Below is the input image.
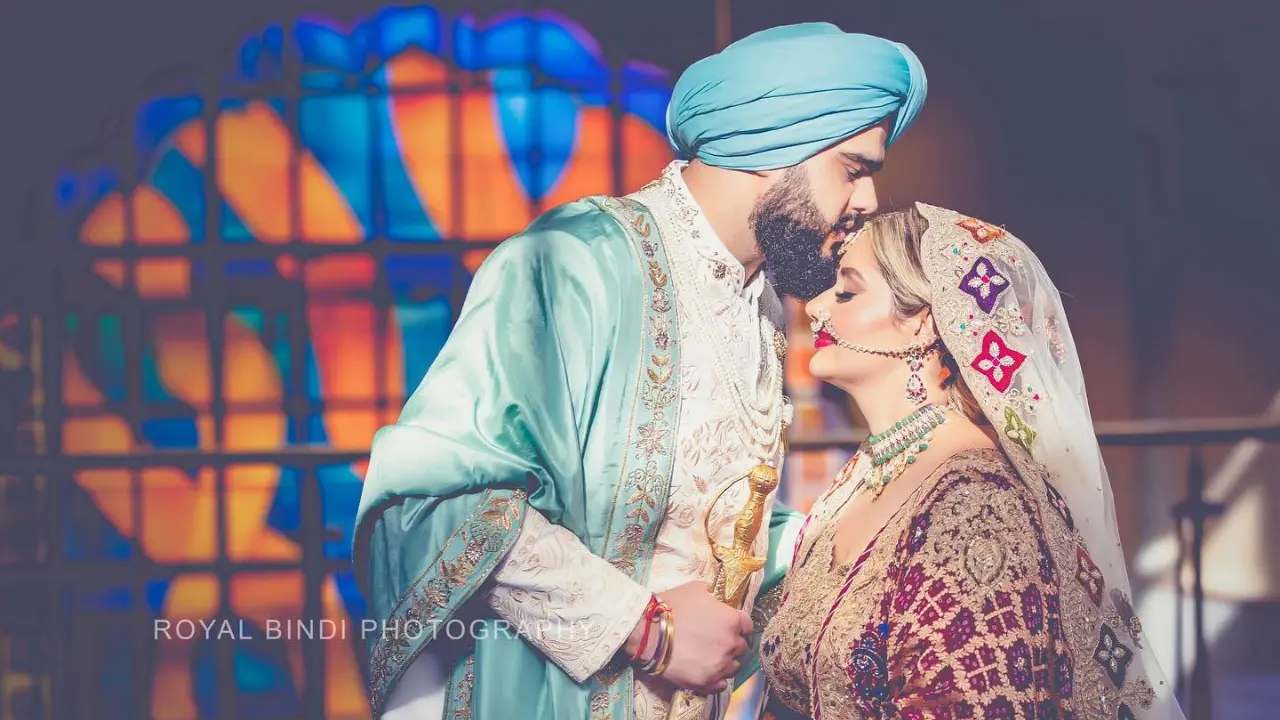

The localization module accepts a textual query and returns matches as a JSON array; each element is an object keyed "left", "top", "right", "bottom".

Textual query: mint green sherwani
[{"left": 353, "top": 190, "right": 802, "bottom": 720}]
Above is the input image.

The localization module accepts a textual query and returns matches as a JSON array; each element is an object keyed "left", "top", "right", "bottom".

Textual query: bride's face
[{"left": 804, "top": 231, "right": 922, "bottom": 386}]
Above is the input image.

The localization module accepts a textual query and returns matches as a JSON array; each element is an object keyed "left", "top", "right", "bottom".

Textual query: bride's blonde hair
[{"left": 857, "top": 207, "right": 987, "bottom": 424}]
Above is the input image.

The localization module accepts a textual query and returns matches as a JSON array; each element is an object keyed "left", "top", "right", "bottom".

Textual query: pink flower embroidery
[{"left": 969, "top": 331, "right": 1026, "bottom": 393}]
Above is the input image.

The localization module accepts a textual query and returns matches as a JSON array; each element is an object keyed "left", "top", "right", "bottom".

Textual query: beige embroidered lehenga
[{"left": 759, "top": 448, "right": 1150, "bottom": 719}]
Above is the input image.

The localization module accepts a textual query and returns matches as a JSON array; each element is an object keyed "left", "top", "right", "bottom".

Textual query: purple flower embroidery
[{"left": 960, "top": 256, "right": 1009, "bottom": 314}]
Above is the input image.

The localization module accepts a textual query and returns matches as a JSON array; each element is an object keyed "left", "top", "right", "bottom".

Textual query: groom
[{"left": 353, "top": 22, "right": 927, "bottom": 720}]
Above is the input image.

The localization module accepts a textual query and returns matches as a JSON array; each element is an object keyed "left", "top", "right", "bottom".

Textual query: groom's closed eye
[{"left": 840, "top": 151, "right": 883, "bottom": 176}]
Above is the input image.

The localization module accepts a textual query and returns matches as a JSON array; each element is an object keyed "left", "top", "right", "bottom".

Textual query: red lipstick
[{"left": 814, "top": 330, "right": 836, "bottom": 348}]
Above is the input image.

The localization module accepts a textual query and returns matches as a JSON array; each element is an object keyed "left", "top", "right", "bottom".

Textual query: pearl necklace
[
  {"left": 643, "top": 176, "right": 788, "bottom": 460},
  {"left": 677, "top": 251, "right": 786, "bottom": 458}
]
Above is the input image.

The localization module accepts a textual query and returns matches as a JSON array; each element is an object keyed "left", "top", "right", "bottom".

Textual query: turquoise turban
[{"left": 666, "top": 23, "right": 927, "bottom": 171}]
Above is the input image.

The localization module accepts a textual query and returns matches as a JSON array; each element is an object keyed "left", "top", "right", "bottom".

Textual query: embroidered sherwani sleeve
[
  {"left": 354, "top": 202, "right": 646, "bottom": 716},
  {"left": 876, "top": 469, "right": 1066, "bottom": 719},
  {"left": 486, "top": 508, "right": 652, "bottom": 683}
]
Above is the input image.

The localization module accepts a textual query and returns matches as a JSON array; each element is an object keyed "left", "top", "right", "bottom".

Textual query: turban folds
[{"left": 666, "top": 23, "right": 927, "bottom": 171}]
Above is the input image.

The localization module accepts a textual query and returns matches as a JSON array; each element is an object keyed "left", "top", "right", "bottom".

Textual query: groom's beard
[{"left": 749, "top": 169, "right": 846, "bottom": 301}]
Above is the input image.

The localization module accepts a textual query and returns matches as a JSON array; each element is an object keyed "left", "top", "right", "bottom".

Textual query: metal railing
[
  {"left": 1, "top": 415, "right": 1275, "bottom": 720},
  {"left": 786, "top": 415, "right": 1280, "bottom": 449}
]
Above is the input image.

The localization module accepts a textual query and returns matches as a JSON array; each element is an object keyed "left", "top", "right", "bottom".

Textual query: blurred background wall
[{"left": 0, "top": 0, "right": 1276, "bottom": 718}]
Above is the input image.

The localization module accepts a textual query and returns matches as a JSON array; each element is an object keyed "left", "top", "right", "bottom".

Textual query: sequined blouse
[{"left": 759, "top": 448, "right": 1080, "bottom": 720}]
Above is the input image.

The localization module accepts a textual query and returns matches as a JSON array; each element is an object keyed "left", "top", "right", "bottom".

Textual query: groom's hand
[{"left": 645, "top": 581, "right": 752, "bottom": 693}]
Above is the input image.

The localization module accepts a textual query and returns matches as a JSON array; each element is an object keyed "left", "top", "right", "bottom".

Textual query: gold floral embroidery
[
  {"left": 592, "top": 195, "right": 682, "bottom": 610},
  {"left": 449, "top": 655, "right": 475, "bottom": 720},
  {"left": 626, "top": 461, "right": 663, "bottom": 512},
  {"left": 595, "top": 167, "right": 788, "bottom": 718},
  {"left": 761, "top": 450, "right": 1160, "bottom": 720},
  {"left": 368, "top": 490, "right": 525, "bottom": 715},
  {"left": 648, "top": 259, "right": 669, "bottom": 288},
  {"left": 963, "top": 531, "right": 1008, "bottom": 585},
  {"left": 642, "top": 379, "right": 677, "bottom": 410},
  {"left": 646, "top": 363, "right": 673, "bottom": 385},
  {"left": 590, "top": 690, "right": 621, "bottom": 719},
  {"left": 1076, "top": 544, "right": 1106, "bottom": 606},
  {"left": 753, "top": 583, "right": 785, "bottom": 636},
  {"left": 630, "top": 211, "right": 651, "bottom": 238},
  {"left": 634, "top": 420, "right": 668, "bottom": 458},
  {"left": 772, "top": 330, "right": 788, "bottom": 360},
  {"left": 1125, "top": 677, "right": 1157, "bottom": 710}
]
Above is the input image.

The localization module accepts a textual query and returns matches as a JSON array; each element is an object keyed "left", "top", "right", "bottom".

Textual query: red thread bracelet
[
  {"left": 631, "top": 595, "right": 659, "bottom": 662},
  {"left": 631, "top": 595, "right": 671, "bottom": 663}
]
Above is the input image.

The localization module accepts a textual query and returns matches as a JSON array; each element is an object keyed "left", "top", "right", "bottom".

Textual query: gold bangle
[
  {"left": 639, "top": 613, "right": 663, "bottom": 673},
  {"left": 652, "top": 607, "right": 675, "bottom": 676}
]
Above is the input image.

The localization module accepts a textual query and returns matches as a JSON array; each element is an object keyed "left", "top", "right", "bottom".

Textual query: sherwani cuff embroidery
[
  {"left": 584, "top": 580, "right": 653, "bottom": 681},
  {"left": 486, "top": 507, "right": 654, "bottom": 683}
]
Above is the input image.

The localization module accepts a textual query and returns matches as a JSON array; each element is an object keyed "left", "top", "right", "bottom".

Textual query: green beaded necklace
[{"left": 862, "top": 403, "right": 949, "bottom": 498}]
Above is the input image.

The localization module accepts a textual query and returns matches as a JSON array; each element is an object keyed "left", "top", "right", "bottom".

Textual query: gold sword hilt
[
  {"left": 665, "top": 463, "right": 779, "bottom": 720},
  {"left": 709, "top": 464, "right": 778, "bottom": 607}
]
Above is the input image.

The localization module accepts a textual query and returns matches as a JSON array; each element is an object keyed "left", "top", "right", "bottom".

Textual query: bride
[{"left": 758, "top": 203, "right": 1184, "bottom": 719}]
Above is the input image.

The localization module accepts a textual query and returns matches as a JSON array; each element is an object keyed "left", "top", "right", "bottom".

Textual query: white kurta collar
[{"left": 661, "top": 162, "right": 765, "bottom": 304}]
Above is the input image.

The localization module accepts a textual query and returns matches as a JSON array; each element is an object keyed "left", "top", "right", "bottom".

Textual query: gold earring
[{"left": 905, "top": 347, "right": 928, "bottom": 405}]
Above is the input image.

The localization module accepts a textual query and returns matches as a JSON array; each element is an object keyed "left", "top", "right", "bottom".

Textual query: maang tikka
[{"left": 811, "top": 307, "right": 941, "bottom": 405}]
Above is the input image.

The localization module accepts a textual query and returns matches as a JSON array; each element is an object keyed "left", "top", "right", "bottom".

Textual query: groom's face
[{"left": 749, "top": 125, "right": 887, "bottom": 300}]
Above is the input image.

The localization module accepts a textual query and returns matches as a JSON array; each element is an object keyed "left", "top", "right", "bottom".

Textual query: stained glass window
[
  {"left": 0, "top": 6, "right": 853, "bottom": 719},
  {"left": 3, "top": 7, "right": 669, "bottom": 719}
]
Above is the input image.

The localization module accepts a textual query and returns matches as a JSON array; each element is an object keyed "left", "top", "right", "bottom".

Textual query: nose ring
[{"left": 809, "top": 306, "right": 830, "bottom": 334}]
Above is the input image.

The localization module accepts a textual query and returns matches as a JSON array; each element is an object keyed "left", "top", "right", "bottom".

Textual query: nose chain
[{"left": 810, "top": 307, "right": 940, "bottom": 358}]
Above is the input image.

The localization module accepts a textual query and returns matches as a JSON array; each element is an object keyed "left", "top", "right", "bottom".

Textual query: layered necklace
[
  {"left": 644, "top": 174, "right": 788, "bottom": 461},
  {"left": 859, "top": 403, "right": 949, "bottom": 498}
]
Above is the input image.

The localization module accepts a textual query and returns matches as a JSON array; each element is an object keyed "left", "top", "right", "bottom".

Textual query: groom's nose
[{"left": 847, "top": 175, "right": 879, "bottom": 217}]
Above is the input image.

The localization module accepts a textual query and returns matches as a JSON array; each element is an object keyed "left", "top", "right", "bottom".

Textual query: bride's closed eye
[{"left": 835, "top": 291, "right": 856, "bottom": 302}]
